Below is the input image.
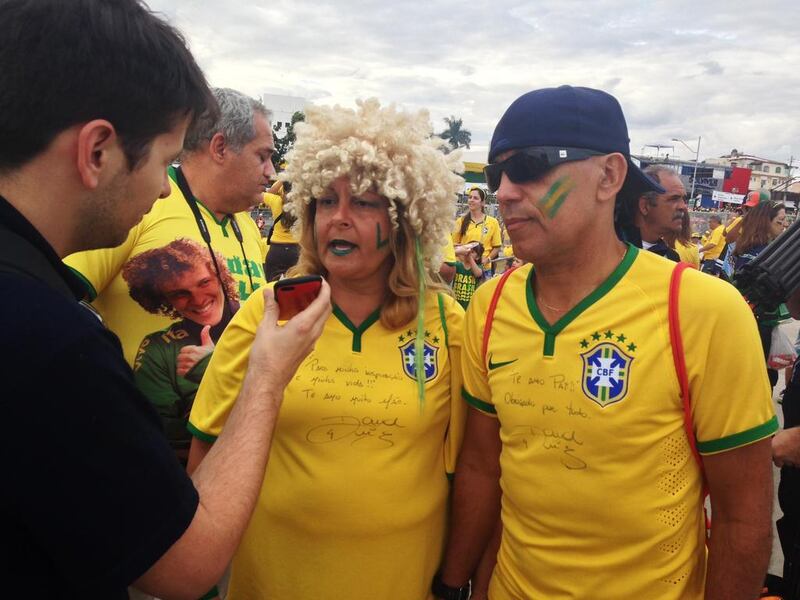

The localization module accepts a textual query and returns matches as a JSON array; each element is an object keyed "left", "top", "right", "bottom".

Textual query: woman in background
[
  {"left": 263, "top": 180, "right": 300, "bottom": 280},
  {"left": 734, "top": 200, "right": 787, "bottom": 389},
  {"left": 668, "top": 210, "right": 700, "bottom": 267},
  {"left": 453, "top": 186, "right": 501, "bottom": 275}
]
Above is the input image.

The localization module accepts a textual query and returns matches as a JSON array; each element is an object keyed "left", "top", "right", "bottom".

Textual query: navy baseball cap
[{"left": 488, "top": 85, "right": 664, "bottom": 202}]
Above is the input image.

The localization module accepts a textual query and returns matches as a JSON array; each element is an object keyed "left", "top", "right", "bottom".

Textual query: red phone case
[{"left": 274, "top": 276, "right": 322, "bottom": 320}]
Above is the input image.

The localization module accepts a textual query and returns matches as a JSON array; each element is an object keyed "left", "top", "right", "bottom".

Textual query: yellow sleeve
[
  {"left": 452, "top": 216, "right": 464, "bottom": 245},
  {"left": 487, "top": 217, "right": 502, "bottom": 248},
  {"left": 262, "top": 193, "right": 280, "bottom": 217},
  {"left": 724, "top": 216, "right": 742, "bottom": 236},
  {"left": 679, "top": 270, "right": 778, "bottom": 454},
  {"left": 442, "top": 238, "right": 456, "bottom": 265},
  {"left": 64, "top": 222, "right": 141, "bottom": 300},
  {"left": 460, "top": 279, "right": 499, "bottom": 416},
  {"left": 709, "top": 225, "right": 724, "bottom": 246},
  {"left": 187, "top": 287, "right": 266, "bottom": 441},
  {"left": 440, "top": 294, "right": 466, "bottom": 475}
]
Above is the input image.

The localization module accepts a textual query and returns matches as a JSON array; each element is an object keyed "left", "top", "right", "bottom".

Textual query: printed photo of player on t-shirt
[{"left": 122, "top": 238, "right": 239, "bottom": 464}]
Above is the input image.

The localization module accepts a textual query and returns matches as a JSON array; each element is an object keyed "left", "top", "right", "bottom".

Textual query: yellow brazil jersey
[
  {"left": 725, "top": 215, "right": 743, "bottom": 238},
  {"left": 64, "top": 170, "right": 267, "bottom": 366},
  {"left": 262, "top": 192, "right": 298, "bottom": 244},
  {"left": 501, "top": 225, "right": 514, "bottom": 258},
  {"left": 442, "top": 237, "right": 456, "bottom": 265},
  {"left": 702, "top": 224, "right": 726, "bottom": 260},
  {"left": 189, "top": 289, "right": 465, "bottom": 600},
  {"left": 452, "top": 214, "right": 501, "bottom": 260},
  {"left": 462, "top": 246, "right": 777, "bottom": 600},
  {"left": 675, "top": 240, "right": 700, "bottom": 268}
]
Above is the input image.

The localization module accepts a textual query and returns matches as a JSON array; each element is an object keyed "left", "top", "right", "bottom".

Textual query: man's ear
[
  {"left": 76, "top": 120, "right": 118, "bottom": 190},
  {"left": 209, "top": 132, "right": 226, "bottom": 164},
  {"left": 596, "top": 153, "right": 627, "bottom": 204},
  {"left": 638, "top": 196, "right": 649, "bottom": 216}
]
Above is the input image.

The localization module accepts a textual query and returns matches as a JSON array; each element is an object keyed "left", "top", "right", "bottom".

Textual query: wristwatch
[{"left": 431, "top": 571, "right": 471, "bottom": 600}]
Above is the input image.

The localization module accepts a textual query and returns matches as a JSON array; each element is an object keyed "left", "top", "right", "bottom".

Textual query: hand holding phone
[{"left": 274, "top": 275, "right": 324, "bottom": 321}]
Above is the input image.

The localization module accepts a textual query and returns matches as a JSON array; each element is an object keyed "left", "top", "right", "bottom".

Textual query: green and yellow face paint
[
  {"left": 538, "top": 176, "right": 574, "bottom": 219},
  {"left": 376, "top": 222, "right": 390, "bottom": 250}
]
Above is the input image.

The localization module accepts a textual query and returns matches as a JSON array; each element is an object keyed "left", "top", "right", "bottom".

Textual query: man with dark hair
[
  {"left": 0, "top": 1, "right": 330, "bottom": 598},
  {"left": 435, "top": 86, "right": 776, "bottom": 600},
  {"left": 66, "top": 87, "right": 274, "bottom": 367},
  {"left": 622, "top": 165, "right": 687, "bottom": 261}
]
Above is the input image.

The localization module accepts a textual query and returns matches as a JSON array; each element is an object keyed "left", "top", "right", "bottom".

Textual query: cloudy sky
[{"left": 150, "top": 0, "right": 799, "bottom": 167}]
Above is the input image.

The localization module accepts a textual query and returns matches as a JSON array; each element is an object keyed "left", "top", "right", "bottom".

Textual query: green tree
[
  {"left": 438, "top": 116, "right": 472, "bottom": 153},
  {"left": 271, "top": 110, "right": 305, "bottom": 170}
]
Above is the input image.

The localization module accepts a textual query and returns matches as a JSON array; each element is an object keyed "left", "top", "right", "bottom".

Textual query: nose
[
  {"left": 495, "top": 172, "right": 518, "bottom": 208},
  {"left": 263, "top": 158, "right": 276, "bottom": 179},
  {"left": 187, "top": 289, "right": 205, "bottom": 307},
  {"left": 331, "top": 199, "right": 352, "bottom": 225},
  {"left": 159, "top": 170, "right": 172, "bottom": 199}
]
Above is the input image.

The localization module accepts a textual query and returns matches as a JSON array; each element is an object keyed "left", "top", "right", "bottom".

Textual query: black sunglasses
[{"left": 484, "top": 147, "right": 606, "bottom": 192}]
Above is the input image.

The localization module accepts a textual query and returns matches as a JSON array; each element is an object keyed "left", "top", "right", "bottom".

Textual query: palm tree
[{"left": 439, "top": 116, "right": 472, "bottom": 153}]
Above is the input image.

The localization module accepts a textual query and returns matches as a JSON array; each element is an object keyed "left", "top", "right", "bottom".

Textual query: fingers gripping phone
[{"left": 274, "top": 275, "right": 323, "bottom": 321}]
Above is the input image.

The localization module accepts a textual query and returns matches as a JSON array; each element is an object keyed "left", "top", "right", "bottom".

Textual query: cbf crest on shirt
[
  {"left": 398, "top": 329, "right": 440, "bottom": 382},
  {"left": 579, "top": 334, "right": 635, "bottom": 407}
]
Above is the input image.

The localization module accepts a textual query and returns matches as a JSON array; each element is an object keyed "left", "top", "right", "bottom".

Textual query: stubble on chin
[{"left": 77, "top": 170, "right": 137, "bottom": 252}]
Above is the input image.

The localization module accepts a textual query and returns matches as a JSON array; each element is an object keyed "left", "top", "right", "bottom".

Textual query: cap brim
[{"left": 617, "top": 157, "right": 665, "bottom": 206}]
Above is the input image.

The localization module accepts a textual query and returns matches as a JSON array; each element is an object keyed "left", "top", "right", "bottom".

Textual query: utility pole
[{"left": 673, "top": 136, "right": 702, "bottom": 201}]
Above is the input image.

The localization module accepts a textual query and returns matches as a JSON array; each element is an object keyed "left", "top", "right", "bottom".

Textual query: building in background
[
  {"left": 261, "top": 93, "right": 306, "bottom": 139},
  {"left": 705, "top": 149, "right": 794, "bottom": 198},
  {"left": 705, "top": 150, "right": 798, "bottom": 207}
]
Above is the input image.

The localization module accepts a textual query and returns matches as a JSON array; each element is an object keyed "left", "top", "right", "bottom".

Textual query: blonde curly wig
[{"left": 282, "top": 98, "right": 464, "bottom": 329}]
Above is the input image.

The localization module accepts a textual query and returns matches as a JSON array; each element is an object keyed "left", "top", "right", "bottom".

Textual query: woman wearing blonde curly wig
[{"left": 187, "top": 98, "right": 467, "bottom": 599}]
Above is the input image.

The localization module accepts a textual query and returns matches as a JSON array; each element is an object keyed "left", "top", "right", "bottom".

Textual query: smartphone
[{"left": 274, "top": 275, "right": 323, "bottom": 321}]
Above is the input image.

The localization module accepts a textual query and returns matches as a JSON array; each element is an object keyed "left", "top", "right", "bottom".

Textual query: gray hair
[{"left": 183, "top": 87, "right": 271, "bottom": 153}]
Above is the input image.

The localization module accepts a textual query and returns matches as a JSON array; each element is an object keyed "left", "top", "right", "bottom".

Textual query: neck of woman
[
  {"left": 469, "top": 207, "right": 484, "bottom": 222},
  {"left": 329, "top": 276, "right": 389, "bottom": 326}
]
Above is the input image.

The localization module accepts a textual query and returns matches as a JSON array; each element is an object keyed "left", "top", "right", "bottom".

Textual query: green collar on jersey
[
  {"left": 332, "top": 304, "right": 381, "bottom": 352},
  {"left": 526, "top": 244, "right": 638, "bottom": 357}
]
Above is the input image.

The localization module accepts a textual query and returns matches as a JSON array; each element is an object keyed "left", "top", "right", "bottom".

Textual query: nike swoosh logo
[{"left": 488, "top": 354, "right": 518, "bottom": 370}]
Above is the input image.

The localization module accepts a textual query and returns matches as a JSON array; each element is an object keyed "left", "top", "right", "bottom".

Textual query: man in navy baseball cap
[
  {"left": 434, "top": 85, "right": 777, "bottom": 600},
  {"left": 485, "top": 85, "right": 663, "bottom": 207}
]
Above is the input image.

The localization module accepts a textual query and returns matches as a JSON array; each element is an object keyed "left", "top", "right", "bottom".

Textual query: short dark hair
[
  {"left": 640, "top": 165, "right": 675, "bottom": 207},
  {"left": 0, "top": 0, "right": 217, "bottom": 172}
]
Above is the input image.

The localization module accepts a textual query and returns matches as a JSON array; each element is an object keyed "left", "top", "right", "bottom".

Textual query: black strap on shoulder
[
  {"left": 174, "top": 166, "right": 213, "bottom": 245},
  {"left": 174, "top": 166, "right": 255, "bottom": 298},
  {"left": 266, "top": 212, "right": 283, "bottom": 244},
  {"left": 0, "top": 225, "right": 74, "bottom": 299}
]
